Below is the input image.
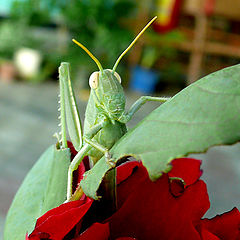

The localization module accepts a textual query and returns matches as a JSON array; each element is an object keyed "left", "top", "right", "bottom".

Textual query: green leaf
[
  {"left": 4, "top": 145, "right": 70, "bottom": 240},
  {"left": 81, "top": 64, "right": 240, "bottom": 199}
]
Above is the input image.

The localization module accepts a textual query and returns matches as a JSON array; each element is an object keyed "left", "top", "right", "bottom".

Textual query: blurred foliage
[
  {"left": 139, "top": 30, "right": 186, "bottom": 87},
  {"left": 58, "top": 0, "right": 136, "bottom": 76},
  {"left": 0, "top": 0, "right": 185, "bottom": 88},
  {"left": 141, "top": 46, "right": 159, "bottom": 69},
  {"left": 0, "top": 0, "right": 59, "bottom": 82},
  {"left": 0, "top": 0, "right": 136, "bottom": 83},
  {"left": 0, "top": 0, "right": 55, "bottom": 53},
  {"left": 10, "top": 0, "right": 53, "bottom": 26},
  {"left": 145, "top": 30, "right": 185, "bottom": 62},
  {"left": 0, "top": 21, "right": 26, "bottom": 59}
]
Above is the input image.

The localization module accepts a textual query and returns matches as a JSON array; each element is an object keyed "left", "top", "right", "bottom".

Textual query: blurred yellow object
[
  {"left": 156, "top": 0, "right": 175, "bottom": 25},
  {"left": 154, "top": 0, "right": 182, "bottom": 33}
]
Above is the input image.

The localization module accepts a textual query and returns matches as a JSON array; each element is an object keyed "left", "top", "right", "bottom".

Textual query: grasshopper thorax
[{"left": 89, "top": 69, "right": 125, "bottom": 121}]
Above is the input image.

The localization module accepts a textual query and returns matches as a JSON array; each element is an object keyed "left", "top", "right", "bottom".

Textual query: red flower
[{"left": 27, "top": 157, "right": 240, "bottom": 240}]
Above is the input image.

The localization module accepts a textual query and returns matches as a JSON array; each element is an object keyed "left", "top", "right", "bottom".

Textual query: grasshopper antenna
[
  {"left": 112, "top": 16, "right": 157, "bottom": 73},
  {"left": 72, "top": 39, "right": 103, "bottom": 72}
]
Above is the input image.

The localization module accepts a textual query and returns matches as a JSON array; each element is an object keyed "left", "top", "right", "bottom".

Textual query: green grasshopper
[{"left": 58, "top": 16, "right": 170, "bottom": 202}]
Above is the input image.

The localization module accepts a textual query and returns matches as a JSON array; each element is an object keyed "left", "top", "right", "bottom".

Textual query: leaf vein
[{"left": 196, "top": 85, "right": 240, "bottom": 96}]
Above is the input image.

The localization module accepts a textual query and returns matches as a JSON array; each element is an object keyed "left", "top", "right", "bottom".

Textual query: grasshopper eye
[
  {"left": 89, "top": 71, "right": 99, "bottom": 89},
  {"left": 107, "top": 69, "right": 121, "bottom": 83}
]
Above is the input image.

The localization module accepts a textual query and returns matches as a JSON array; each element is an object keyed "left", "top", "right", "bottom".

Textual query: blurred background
[{"left": 1, "top": 0, "right": 240, "bottom": 238}]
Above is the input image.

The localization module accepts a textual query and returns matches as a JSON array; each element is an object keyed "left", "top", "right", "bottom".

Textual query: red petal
[
  {"left": 74, "top": 222, "right": 109, "bottom": 240},
  {"left": 169, "top": 158, "right": 202, "bottom": 187},
  {"left": 116, "top": 161, "right": 141, "bottom": 185},
  {"left": 72, "top": 160, "right": 87, "bottom": 195},
  {"left": 109, "top": 162, "right": 210, "bottom": 239},
  {"left": 169, "top": 178, "right": 185, "bottom": 197},
  {"left": 199, "top": 228, "right": 220, "bottom": 240},
  {"left": 116, "top": 238, "right": 138, "bottom": 240},
  {"left": 67, "top": 141, "right": 78, "bottom": 158},
  {"left": 28, "top": 198, "right": 93, "bottom": 240},
  {"left": 200, "top": 208, "right": 240, "bottom": 239}
]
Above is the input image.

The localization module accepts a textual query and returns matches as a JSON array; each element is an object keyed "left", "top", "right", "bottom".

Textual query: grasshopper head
[
  {"left": 89, "top": 69, "right": 125, "bottom": 121},
  {"left": 72, "top": 38, "right": 126, "bottom": 121}
]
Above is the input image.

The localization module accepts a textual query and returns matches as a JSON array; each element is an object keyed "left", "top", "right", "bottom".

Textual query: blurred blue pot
[{"left": 130, "top": 66, "right": 159, "bottom": 94}]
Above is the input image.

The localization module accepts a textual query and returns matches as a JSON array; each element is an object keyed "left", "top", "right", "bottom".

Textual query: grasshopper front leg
[{"left": 118, "top": 96, "right": 171, "bottom": 123}]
